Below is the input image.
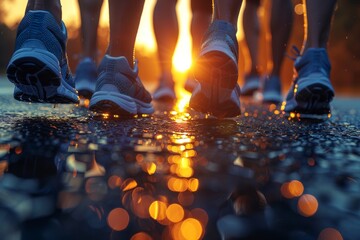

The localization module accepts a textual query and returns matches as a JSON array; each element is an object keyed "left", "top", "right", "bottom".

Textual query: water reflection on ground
[{"left": 0, "top": 96, "right": 359, "bottom": 240}]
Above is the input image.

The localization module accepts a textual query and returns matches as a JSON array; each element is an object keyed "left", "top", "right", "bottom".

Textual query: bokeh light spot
[
  {"left": 298, "top": 194, "right": 318, "bottom": 217},
  {"left": 166, "top": 204, "right": 185, "bottom": 223},
  {"left": 180, "top": 218, "right": 203, "bottom": 240},
  {"left": 149, "top": 201, "right": 167, "bottom": 221},
  {"left": 288, "top": 180, "right": 304, "bottom": 197},
  {"left": 131, "top": 232, "right": 153, "bottom": 240},
  {"left": 107, "top": 208, "right": 129, "bottom": 231},
  {"left": 318, "top": 228, "right": 343, "bottom": 240}
]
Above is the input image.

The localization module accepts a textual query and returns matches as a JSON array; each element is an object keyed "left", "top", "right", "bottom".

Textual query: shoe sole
[
  {"left": 7, "top": 48, "right": 79, "bottom": 103},
  {"left": 89, "top": 91, "right": 154, "bottom": 115},
  {"left": 190, "top": 50, "right": 240, "bottom": 118},
  {"left": 76, "top": 80, "right": 96, "bottom": 99},
  {"left": 285, "top": 79, "right": 334, "bottom": 120}
]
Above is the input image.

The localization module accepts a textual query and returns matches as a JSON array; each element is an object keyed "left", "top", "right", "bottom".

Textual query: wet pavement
[{"left": 0, "top": 80, "right": 359, "bottom": 240}]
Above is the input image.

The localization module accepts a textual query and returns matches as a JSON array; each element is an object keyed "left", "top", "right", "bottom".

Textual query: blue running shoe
[
  {"left": 190, "top": 20, "right": 241, "bottom": 118},
  {"left": 6, "top": 11, "right": 79, "bottom": 103},
  {"left": 283, "top": 48, "right": 335, "bottom": 119},
  {"left": 75, "top": 57, "right": 97, "bottom": 99},
  {"left": 262, "top": 75, "right": 282, "bottom": 104},
  {"left": 153, "top": 72, "right": 176, "bottom": 102},
  {"left": 241, "top": 74, "right": 261, "bottom": 96},
  {"left": 89, "top": 55, "right": 154, "bottom": 115}
]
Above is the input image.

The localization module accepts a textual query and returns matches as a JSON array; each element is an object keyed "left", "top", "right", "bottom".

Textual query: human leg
[
  {"left": 190, "top": 0, "right": 213, "bottom": 59},
  {"left": 7, "top": 0, "right": 79, "bottom": 103},
  {"left": 184, "top": 0, "right": 212, "bottom": 93},
  {"left": 78, "top": 0, "right": 103, "bottom": 61},
  {"left": 152, "top": 0, "right": 178, "bottom": 101},
  {"left": 75, "top": 0, "right": 103, "bottom": 98},
  {"left": 89, "top": 0, "right": 154, "bottom": 115},
  {"left": 241, "top": 0, "right": 261, "bottom": 96},
  {"left": 189, "top": 0, "right": 243, "bottom": 118},
  {"left": 25, "top": 0, "right": 62, "bottom": 24},
  {"left": 283, "top": 0, "right": 337, "bottom": 119},
  {"left": 262, "top": 0, "right": 292, "bottom": 104}
]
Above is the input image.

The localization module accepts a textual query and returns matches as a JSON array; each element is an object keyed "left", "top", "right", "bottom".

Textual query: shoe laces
[{"left": 286, "top": 45, "right": 301, "bottom": 61}]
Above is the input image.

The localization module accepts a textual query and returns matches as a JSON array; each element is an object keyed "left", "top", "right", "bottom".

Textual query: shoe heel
[{"left": 7, "top": 48, "right": 61, "bottom": 101}]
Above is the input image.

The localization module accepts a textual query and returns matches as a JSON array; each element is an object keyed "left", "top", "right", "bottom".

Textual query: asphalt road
[{"left": 0, "top": 79, "right": 359, "bottom": 240}]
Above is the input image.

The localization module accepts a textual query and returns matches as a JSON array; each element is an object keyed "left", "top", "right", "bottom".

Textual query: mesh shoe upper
[
  {"left": 286, "top": 48, "right": 333, "bottom": 102},
  {"left": 200, "top": 20, "right": 239, "bottom": 64},
  {"left": 95, "top": 55, "right": 152, "bottom": 103},
  {"left": 14, "top": 10, "right": 75, "bottom": 89},
  {"left": 284, "top": 48, "right": 334, "bottom": 118}
]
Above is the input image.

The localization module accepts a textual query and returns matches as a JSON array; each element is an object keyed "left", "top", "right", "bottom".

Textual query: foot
[
  {"left": 153, "top": 72, "right": 176, "bottom": 102},
  {"left": 262, "top": 75, "right": 282, "bottom": 104},
  {"left": 75, "top": 58, "right": 97, "bottom": 99},
  {"left": 241, "top": 74, "right": 261, "bottom": 96},
  {"left": 7, "top": 10, "right": 79, "bottom": 103},
  {"left": 89, "top": 55, "right": 154, "bottom": 115},
  {"left": 189, "top": 20, "right": 241, "bottom": 118},
  {"left": 283, "top": 48, "right": 335, "bottom": 119}
]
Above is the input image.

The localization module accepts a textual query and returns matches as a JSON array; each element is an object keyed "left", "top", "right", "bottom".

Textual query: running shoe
[
  {"left": 241, "top": 74, "right": 261, "bottom": 96},
  {"left": 262, "top": 75, "right": 282, "bottom": 104},
  {"left": 189, "top": 20, "right": 241, "bottom": 118},
  {"left": 283, "top": 48, "right": 334, "bottom": 119},
  {"left": 7, "top": 10, "right": 79, "bottom": 103},
  {"left": 89, "top": 55, "right": 154, "bottom": 115},
  {"left": 184, "top": 75, "right": 199, "bottom": 93},
  {"left": 75, "top": 57, "right": 97, "bottom": 99},
  {"left": 153, "top": 72, "right": 176, "bottom": 101}
]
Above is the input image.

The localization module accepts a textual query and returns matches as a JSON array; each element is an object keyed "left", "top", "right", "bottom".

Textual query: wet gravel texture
[{"left": 0, "top": 87, "right": 359, "bottom": 240}]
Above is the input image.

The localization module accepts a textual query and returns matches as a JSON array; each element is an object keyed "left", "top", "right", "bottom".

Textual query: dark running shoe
[
  {"left": 262, "top": 75, "right": 282, "bottom": 104},
  {"left": 283, "top": 48, "right": 335, "bottom": 119},
  {"left": 7, "top": 10, "right": 79, "bottom": 103},
  {"left": 190, "top": 20, "right": 241, "bottom": 118},
  {"left": 75, "top": 58, "right": 98, "bottom": 99},
  {"left": 89, "top": 55, "right": 154, "bottom": 115},
  {"left": 241, "top": 74, "right": 261, "bottom": 96},
  {"left": 184, "top": 75, "right": 199, "bottom": 93}
]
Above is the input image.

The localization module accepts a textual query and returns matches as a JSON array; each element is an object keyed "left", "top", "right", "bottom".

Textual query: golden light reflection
[
  {"left": 168, "top": 177, "right": 188, "bottom": 192},
  {"left": 149, "top": 201, "right": 168, "bottom": 221},
  {"left": 318, "top": 228, "right": 343, "bottom": 240},
  {"left": 121, "top": 178, "right": 138, "bottom": 191},
  {"left": 288, "top": 180, "right": 304, "bottom": 197},
  {"left": 294, "top": 3, "right": 305, "bottom": 15},
  {"left": 171, "top": 91, "right": 192, "bottom": 123},
  {"left": 188, "top": 178, "right": 199, "bottom": 192},
  {"left": 132, "top": 192, "right": 153, "bottom": 219},
  {"left": 180, "top": 218, "right": 203, "bottom": 240},
  {"left": 146, "top": 162, "right": 157, "bottom": 175},
  {"left": 280, "top": 180, "right": 304, "bottom": 199},
  {"left": 107, "top": 175, "right": 122, "bottom": 189},
  {"left": 131, "top": 232, "right": 153, "bottom": 240},
  {"left": 107, "top": 208, "right": 130, "bottom": 231},
  {"left": 166, "top": 204, "right": 185, "bottom": 223},
  {"left": 190, "top": 208, "right": 209, "bottom": 228},
  {"left": 297, "top": 194, "right": 318, "bottom": 217}
]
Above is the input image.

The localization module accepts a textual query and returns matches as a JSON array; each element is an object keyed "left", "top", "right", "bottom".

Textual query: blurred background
[{"left": 0, "top": 0, "right": 359, "bottom": 96}]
